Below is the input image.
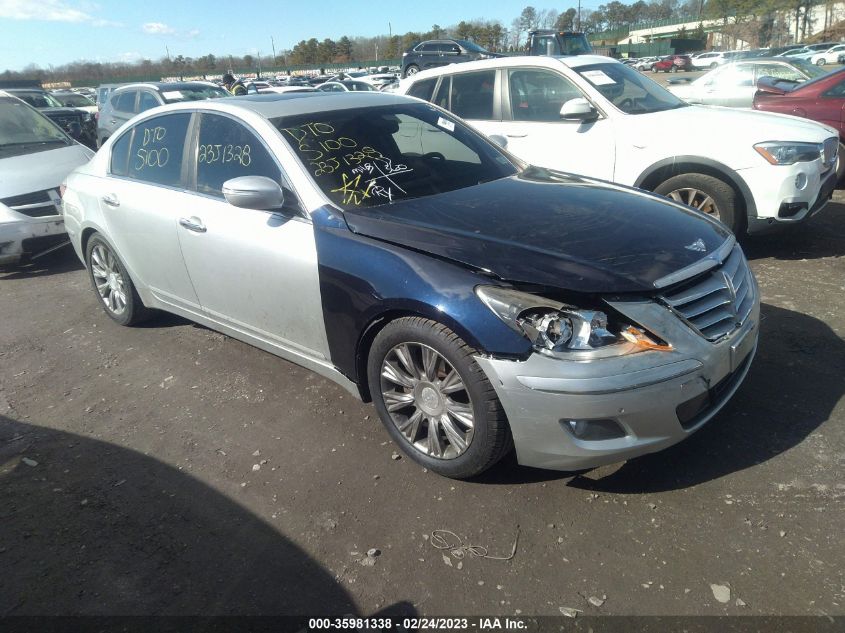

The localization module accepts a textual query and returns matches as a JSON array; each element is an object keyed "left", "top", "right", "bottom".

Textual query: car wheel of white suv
[{"left": 655, "top": 173, "right": 741, "bottom": 234}]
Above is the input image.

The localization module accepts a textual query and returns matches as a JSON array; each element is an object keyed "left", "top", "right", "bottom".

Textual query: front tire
[
  {"left": 817, "top": 58, "right": 826, "bottom": 66},
  {"left": 85, "top": 233, "right": 151, "bottom": 326},
  {"left": 654, "top": 173, "right": 743, "bottom": 235},
  {"left": 836, "top": 142, "right": 845, "bottom": 182},
  {"left": 367, "top": 317, "right": 512, "bottom": 479},
  {"left": 651, "top": 65, "right": 658, "bottom": 73},
  {"left": 710, "top": 62, "right": 718, "bottom": 69}
]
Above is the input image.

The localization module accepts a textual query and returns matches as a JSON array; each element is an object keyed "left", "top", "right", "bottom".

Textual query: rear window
[
  {"left": 272, "top": 102, "right": 516, "bottom": 210},
  {"left": 160, "top": 86, "right": 229, "bottom": 103}
]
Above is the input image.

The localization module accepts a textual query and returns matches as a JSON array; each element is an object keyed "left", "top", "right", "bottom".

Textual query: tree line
[{"left": 1, "top": 0, "right": 835, "bottom": 85}]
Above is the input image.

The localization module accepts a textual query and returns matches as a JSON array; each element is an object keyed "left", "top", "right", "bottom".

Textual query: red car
[
  {"left": 651, "top": 55, "right": 693, "bottom": 73},
  {"left": 753, "top": 68, "right": 845, "bottom": 178}
]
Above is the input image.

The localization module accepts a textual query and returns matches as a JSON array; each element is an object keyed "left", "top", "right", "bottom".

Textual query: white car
[
  {"left": 0, "top": 91, "right": 94, "bottom": 265},
  {"left": 634, "top": 57, "right": 659, "bottom": 71},
  {"left": 810, "top": 44, "right": 845, "bottom": 65},
  {"left": 397, "top": 55, "right": 839, "bottom": 235},
  {"left": 691, "top": 51, "right": 728, "bottom": 69}
]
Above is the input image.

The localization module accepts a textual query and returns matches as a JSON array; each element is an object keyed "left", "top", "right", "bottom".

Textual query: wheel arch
[
  {"left": 633, "top": 156, "right": 756, "bottom": 221},
  {"left": 353, "top": 304, "right": 495, "bottom": 402}
]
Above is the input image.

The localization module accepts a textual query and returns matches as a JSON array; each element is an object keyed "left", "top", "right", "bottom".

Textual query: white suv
[
  {"left": 691, "top": 51, "right": 727, "bottom": 69},
  {"left": 397, "top": 55, "right": 839, "bottom": 235}
]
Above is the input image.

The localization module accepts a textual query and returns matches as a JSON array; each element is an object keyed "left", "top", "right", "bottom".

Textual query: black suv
[{"left": 401, "top": 39, "right": 502, "bottom": 78}]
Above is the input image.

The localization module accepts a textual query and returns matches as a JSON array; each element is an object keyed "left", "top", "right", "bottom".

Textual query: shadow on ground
[
  {"left": 476, "top": 302, "right": 844, "bottom": 491},
  {"left": 743, "top": 200, "right": 845, "bottom": 261},
  {"left": 0, "top": 416, "right": 409, "bottom": 616},
  {"left": 0, "top": 247, "right": 84, "bottom": 280}
]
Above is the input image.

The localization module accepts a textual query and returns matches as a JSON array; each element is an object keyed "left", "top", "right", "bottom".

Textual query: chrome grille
[
  {"left": 1, "top": 188, "right": 61, "bottom": 218},
  {"left": 823, "top": 137, "right": 838, "bottom": 172},
  {"left": 660, "top": 246, "right": 755, "bottom": 341}
]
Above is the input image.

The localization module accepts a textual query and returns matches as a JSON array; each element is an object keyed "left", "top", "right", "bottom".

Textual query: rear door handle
[
  {"left": 101, "top": 193, "right": 120, "bottom": 208},
  {"left": 505, "top": 133, "right": 528, "bottom": 138},
  {"left": 179, "top": 217, "right": 207, "bottom": 233}
]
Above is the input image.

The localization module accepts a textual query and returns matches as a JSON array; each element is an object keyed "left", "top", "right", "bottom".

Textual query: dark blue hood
[{"left": 342, "top": 170, "right": 732, "bottom": 294}]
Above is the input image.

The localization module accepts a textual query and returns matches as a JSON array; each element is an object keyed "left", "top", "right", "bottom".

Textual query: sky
[{"left": 0, "top": 0, "right": 604, "bottom": 72}]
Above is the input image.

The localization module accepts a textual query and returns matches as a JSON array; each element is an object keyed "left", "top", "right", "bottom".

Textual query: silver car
[
  {"left": 668, "top": 58, "right": 830, "bottom": 107},
  {"left": 97, "top": 82, "right": 228, "bottom": 146},
  {"left": 62, "top": 93, "right": 759, "bottom": 478},
  {"left": 0, "top": 91, "right": 94, "bottom": 265}
]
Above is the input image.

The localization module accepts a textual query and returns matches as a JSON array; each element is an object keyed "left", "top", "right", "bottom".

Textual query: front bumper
[
  {"left": 0, "top": 218, "right": 66, "bottom": 266},
  {"left": 738, "top": 158, "right": 836, "bottom": 234},
  {"left": 475, "top": 291, "right": 760, "bottom": 471}
]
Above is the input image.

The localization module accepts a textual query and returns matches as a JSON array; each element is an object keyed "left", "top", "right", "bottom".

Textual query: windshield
[
  {"left": 575, "top": 62, "right": 688, "bottom": 114},
  {"left": 162, "top": 86, "right": 229, "bottom": 103},
  {"left": 0, "top": 97, "right": 70, "bottom": 154},
  {"left": 13, "top": 91, "right": 63, "bottom": 109},
  {"left": 54, "top": 93, "right": 95, "bottom": 107},
  {"left": 272, "top": 102, "right": 517, "bottom": 210}
]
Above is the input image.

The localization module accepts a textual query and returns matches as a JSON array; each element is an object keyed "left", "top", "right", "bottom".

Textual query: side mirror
[
  {"left": 222, "top": 176, "right": 285, "bottom": 210},
  {"left": 65, "top": 121, "right": 83, "bottom": 140},
  {"left": 560, "top": 97, "right": 598, "bottom": 121},
  {"left": 489, "top": 134, "right": 508, "bottom": 149}
]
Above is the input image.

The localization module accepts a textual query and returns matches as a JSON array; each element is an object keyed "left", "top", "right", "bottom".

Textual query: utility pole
[
  {"left": 165, "top": 44, "right": 171, "bottom": 61},
  {"left": 271, "top": 36, "right": 276, "bottom": 64},
  {"left": 577, "top": 0, "right": 581, "bottom": 31}
]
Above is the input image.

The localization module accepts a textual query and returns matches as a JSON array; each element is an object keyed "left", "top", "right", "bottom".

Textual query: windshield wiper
[{"left": 1, "top": 139, "right": 69, "bottom": 149}]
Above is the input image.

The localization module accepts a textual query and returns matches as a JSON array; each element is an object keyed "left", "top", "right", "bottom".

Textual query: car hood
[
  {"left": 0, "top": 144, "right": 93, "bottom": 197},
  {"left": 342, "top": 170, "right": 732, "bottom": 294},
  {"left": 645, "top": 104, "right": 838, "bottom": 139}
]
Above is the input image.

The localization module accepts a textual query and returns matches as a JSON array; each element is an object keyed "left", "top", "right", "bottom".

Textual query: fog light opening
[
  {"left": 794, "top": 172, "right": 807, "bottom": 191},
  {"left": 563, "top": 418, "right": 626, "bottom": 441}
]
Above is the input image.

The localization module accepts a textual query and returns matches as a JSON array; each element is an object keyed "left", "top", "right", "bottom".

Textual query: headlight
[
  {"left": 754, "top": 141, "right": 822, "bottom": 165},
  {"left": 475, "top": 286, "right": 671, "bottom": 358}
]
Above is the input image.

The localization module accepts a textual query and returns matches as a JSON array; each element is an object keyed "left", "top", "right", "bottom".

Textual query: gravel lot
[{"left": 1, "top": 193, "right": 843, "bottom": 618}]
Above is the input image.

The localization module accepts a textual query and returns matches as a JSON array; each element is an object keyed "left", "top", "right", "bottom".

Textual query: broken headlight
[{"left": 475, "top": 286, "right": 670, "bottom": 357}]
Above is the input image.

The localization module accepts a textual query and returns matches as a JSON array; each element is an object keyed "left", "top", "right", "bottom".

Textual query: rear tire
[
  {"left": 404, "top": 64, "right": 420, "bottom": 78},
  {"left": 367, "top": 316, "right": 512, "bottom": 479},
  {"left": 85, "top": 233, "right": 151, "bottom": 326},
  {"left": 710, "top": 62, "right": 718, "bottom": 69},
  {"left": 817, "top": 58, "right": 826, "bottom": 66},
  {"left": 654, "top": 173, "right": 743, "bottom": 235},
  {"left": 836, "top": 142, "right": 845, "bottom": 183}
]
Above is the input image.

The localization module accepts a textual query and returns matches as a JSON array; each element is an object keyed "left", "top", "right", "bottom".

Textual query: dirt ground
[{"left": 1, "top": 196, "right": 843, "bottom": 619}]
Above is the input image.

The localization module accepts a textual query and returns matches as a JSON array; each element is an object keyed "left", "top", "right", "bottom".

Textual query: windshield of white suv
[
  {"left": 0, "top": 97, "right": 71, "bottom": 156},
  {"left": 575, "top": 62, "right": 688, "bottom": 114},
  {"left": 273, "top": 102, "right": 517, "bottom": 210}
]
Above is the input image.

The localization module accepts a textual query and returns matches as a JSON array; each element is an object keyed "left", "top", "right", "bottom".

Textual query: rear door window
[
  {"left": 450, "top": 70, "right": 495, "bottom": 120},
  {"left": 126, "top": 112, "right": 191, "bottom": 187}
]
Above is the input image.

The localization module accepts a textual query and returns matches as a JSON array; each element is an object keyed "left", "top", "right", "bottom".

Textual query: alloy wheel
[
  {"left": 90, "top": 243, "right": 128, "bottom": 316},
  {"left": 379, "top": 342, "right": 474, "bottom": 460},
  {"left": 666, "top": 187, "right": 722, "bottom": 221}
]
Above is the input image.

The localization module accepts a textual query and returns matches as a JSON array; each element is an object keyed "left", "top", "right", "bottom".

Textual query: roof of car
[
  {"left": 156, "top": 91, "right": 416, "bottom": 120},
  {"left": 113, "top": 81, "right": 222, "bottom": 93},
  {"left": 404, "top": 54, "right": 618, "bottom": 83}
]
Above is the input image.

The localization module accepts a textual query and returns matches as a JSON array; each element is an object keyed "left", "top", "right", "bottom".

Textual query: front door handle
[
  {"left": 101, "top": 193, "right": 120, "bottom": 208},
  {"left": 505, "top": 133, "right": 528, "bottom": 138},
  {"left": 179, "top": 217, "right": 207, "bottom": 233}
]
